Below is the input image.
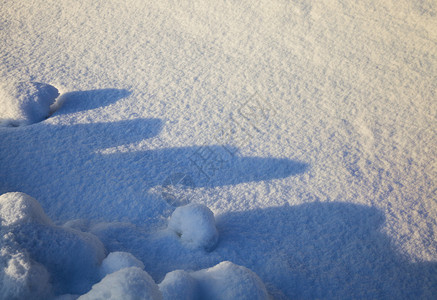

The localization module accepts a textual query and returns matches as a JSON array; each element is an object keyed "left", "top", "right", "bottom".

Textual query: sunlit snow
[{"left": 1, "top": 0, "right": 436, "bottom": 299}]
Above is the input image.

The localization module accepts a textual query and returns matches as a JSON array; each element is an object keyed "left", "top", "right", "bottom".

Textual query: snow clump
[
  {"left": 0, "top": 240, "right": 52, "bottom": 300},
  {"left": 159, "top": 261, "right": 269, "bottom": 300},
  {"left": 100, "top": 251, "right": 145, "bottom": 278},
  {"left": 0, "top": 191, "right": 53, "bottom": 226},
  {"left": 78, "top": 267, "right": 163, "bottom": 300},
  {"left": 168, "top": 203, "right": 219, "bottom": 251},
  {"left": 158, "top": 269, "right": 198, "bottom": 300},
  {"left": 0, "top": 81, "right": 59, "bottom": 126},
  {"left": 0, "top": 192, "right": 106, "bottom": 296}
]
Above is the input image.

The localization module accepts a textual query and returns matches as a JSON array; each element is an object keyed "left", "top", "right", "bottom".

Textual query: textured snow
[{"left": 0, "top": 0, "right": 436, "bottom": 298}]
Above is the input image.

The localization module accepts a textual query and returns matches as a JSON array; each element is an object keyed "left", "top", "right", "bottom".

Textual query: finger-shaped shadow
[
  {"left": 52, "top": 118, "right": 163, "bottom": 150},
  {"left": 215, "top": 203, "right": 437, "bottom": 299},
  {"left": 100, "top": 145, "right": 308, "bottom": 188},
  {"left": 0, "top": 118, "right": 308, "bottom": 224}
]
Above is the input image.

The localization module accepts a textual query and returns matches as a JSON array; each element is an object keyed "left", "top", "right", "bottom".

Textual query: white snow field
[{"left": 0, "top": 0, "right": 436, "bottom": 299}]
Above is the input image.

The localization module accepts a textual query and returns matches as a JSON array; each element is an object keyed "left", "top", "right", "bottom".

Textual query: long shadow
[
  {"left": 0, "top": 89, "right": 308, "bottom": 224},
  {"left": 90, "top": 202, "right": 437, "bottom": 299},
  {"left": 215, "top": 203, "right": 437, "bottom": 299},
  {"left": 2, "top": 90, "right": 435, "bottom": 298},
  {"left": 102, "top": 145, "right": 308, "bottom": 188}
]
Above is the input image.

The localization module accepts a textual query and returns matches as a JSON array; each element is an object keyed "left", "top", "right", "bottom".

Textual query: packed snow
[{"left": 1, "top": 0, "right": 436, "bottom": 299}]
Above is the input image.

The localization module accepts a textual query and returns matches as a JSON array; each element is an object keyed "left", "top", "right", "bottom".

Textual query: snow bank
[
  {"left": 0, "top": 192, "right": 106, "bottom": 296},
  {"left": 78, "top": 267, "right": 162, "bottom": 300},
  {"left": 159, "top": 261, "right": 269, "bottom": 300},
  {"left": 100, "top": 251, "right": 145, "bottom": 278},
  {"left": 0, "top": 81, "right": 59, "bottom": 126},
  {"left": 168, "top": 203, "right": 219, "bottom": 251}
]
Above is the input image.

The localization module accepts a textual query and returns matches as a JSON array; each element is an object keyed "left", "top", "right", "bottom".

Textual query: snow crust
[
  {"left": 0, "top": 81, "right": 58, "bottom": 126},
  {"left": 168, "top": 203, "right": 219, "bottom": 251}
]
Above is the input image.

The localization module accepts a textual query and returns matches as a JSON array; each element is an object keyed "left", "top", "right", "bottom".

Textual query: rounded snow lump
[
  {"left": 158, "top": 270, "right": 198, "bottom": 300},
  {"left": 159, "top": 261, "right": 269, "bottom": 300},
  {"left": 0, "top": 244, "right": 52, "bottom": 300},
  {"left": 168, "top": 203, "right": 218, "bottom": 251},
  {"left": 0, "top": 81, "right": 59, "bottom": 126},
  {"left": 100, "top": 251, "right": 145, "bottom": 278},
  {"left": 0, "top": 192, "right": 52, "bottom": 227},
  {"left": 0, "top": 192, "right": 106, "bottom": 295},
  {"left": 78, "top": 267, "right": 162, "bottom": 300}
]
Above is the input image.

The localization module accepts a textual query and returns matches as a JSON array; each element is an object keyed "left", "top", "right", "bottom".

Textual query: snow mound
[
  {"left": 100, "top": 251, "right": 145, "bottom": 278},
  {"left": 78, "top": 267, "right": 162, "bottom": 300},
  {"left": 0, "top": 240, "right": 52, "bottom": 300},
  {"left": 168, "top": 203, "right": 218, "bottom": 251},
  {"left": 0, "top": 81, "right": 59, "bottom": 126},
  {"left": 0, "top": 192, "right": 52, "bottom": 226},
  {"left": 159, "top": 261, "right": 269, "bottom": 300},
  {"left": 0, "top": 192, "right": 106, "bottom": 295},
  {"left": 158, "top": 270, "right": 198, "bottom": 300}
]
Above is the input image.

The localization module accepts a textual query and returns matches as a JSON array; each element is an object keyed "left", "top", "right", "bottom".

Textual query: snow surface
[{"left": 1, "top": 0, "right": 436, "bottom": 298}]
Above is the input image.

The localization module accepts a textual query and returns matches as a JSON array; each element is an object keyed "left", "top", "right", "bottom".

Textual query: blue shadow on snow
[{"left": 0, "top": 87, "right": 308, "bottom": 223}]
